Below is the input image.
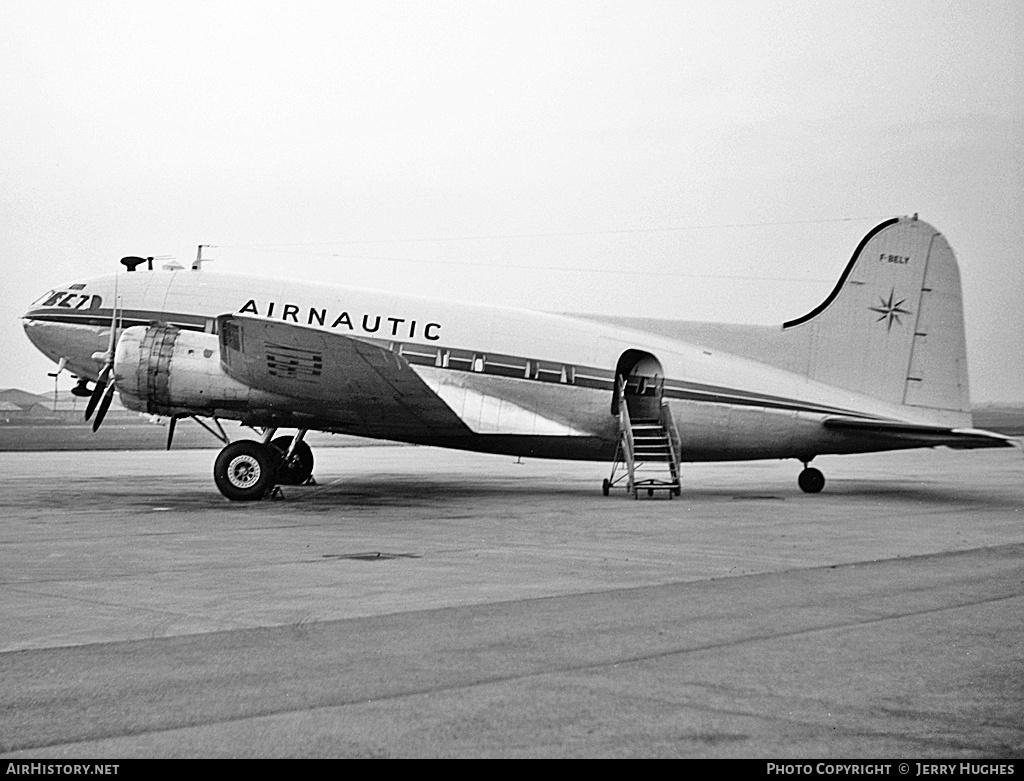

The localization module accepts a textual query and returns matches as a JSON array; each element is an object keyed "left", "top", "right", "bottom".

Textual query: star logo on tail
[{"left": 869, "top": 288, "right": 913, "bottom": 332}]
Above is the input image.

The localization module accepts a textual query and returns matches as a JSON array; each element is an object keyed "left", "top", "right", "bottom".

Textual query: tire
[
  {"left": 214, "top": 441, "right": 278, "bottom": 501},
  {"left": 798, "top": 467, "right": 826, "bottom": 494},
  {"left": 269, "top": 436, "right": 315, "bottom": 485},
  {"left": 602, "top": 478, "right": 611, "bottom": 496}
]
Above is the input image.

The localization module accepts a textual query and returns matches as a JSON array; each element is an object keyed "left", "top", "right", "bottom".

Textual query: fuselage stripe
[{"left": 25, "top": 308, "right": 869, "bottom": 419}]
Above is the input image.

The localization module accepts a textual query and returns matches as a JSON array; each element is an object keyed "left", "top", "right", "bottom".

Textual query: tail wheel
[
  {"left": 798, "top": 467, "right": 826, "bottom": 494},
  {"left": 214, "top": 441, "right": 278, "bottom": 501},
  {"left": 269, "top": 436, "right": 315, "bottom": 485}
]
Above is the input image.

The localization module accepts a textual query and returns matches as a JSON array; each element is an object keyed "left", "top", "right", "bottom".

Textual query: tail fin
[{"left": 783, "top": 216, "right": 971, "bottom": 424}]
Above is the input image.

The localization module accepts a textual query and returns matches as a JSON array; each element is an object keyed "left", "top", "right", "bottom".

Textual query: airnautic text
[{"left": 238, "top": 300, "right": 441, "bottom": 340}]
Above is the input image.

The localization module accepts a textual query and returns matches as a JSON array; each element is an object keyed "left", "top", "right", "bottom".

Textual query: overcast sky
[{"left": 2, "top": 0, "right": 1021, "bottom": 402}]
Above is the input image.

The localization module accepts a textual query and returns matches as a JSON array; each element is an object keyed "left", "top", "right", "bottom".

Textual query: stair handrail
[
  {"left": 660, "top": 400, "right": 683, "bottom": 485},
  {"left": 616, "top": 376, "right": 636, "bottom": 494}
]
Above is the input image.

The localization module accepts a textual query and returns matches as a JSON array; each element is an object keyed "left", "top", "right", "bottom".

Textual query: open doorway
[{"left": 612, "top": 349, "right": 665, "bottom": 420}]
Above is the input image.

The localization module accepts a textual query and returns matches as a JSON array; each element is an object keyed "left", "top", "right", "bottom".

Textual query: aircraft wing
[
  {"left": 822, "top": 417, "right": 1016, "bottom": 449},
  {"left": 216, "top": 314, "right": 472, "bottom": 439}
]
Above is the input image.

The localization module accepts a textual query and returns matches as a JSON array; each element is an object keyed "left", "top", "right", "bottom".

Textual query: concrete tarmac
[{"left": 0, "top": 445, "right": 1021, "bottom": 758}]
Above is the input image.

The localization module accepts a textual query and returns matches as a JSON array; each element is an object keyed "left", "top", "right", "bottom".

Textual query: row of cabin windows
[
  {"left": 397, "top": 342, "right": 616, "bottom": 387},
  {"left": 218, "top": 327, "right": 620, "bottom": 390}
]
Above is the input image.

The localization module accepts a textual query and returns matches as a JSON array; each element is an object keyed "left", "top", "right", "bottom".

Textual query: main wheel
[
  {"left": 798, "top": 467, "right": 826, "bottom": 494},
  {"left": 602, "top": 478, "right": 611, "bottom": 496},
  {"left": 214, "top": 441, "right": 278, "bottom": 501},
  {"left": 269, "top": 436, "right": 315, "bottom": 485}
]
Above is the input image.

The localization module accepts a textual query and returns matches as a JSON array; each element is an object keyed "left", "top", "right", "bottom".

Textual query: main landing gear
[
  {"left": 214, "top": 441, "right": 278, "bottom": 501},
  {"left": 269, "top": 435, "right": 314, "bottom": 485},
  {"left": 798, "top": 462, "right": 826, "bottom": 494},
  {"left": 213, "top": 430, "right": 316, "bottom": 501}
]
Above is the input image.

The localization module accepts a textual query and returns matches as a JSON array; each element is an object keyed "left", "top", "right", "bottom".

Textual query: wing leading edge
[{"left": 217, "top": 313, "right": 472, "bottom": 439}]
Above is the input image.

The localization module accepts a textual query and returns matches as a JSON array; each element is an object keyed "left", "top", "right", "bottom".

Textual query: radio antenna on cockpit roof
[{"left": 192, "top": 244, "right": 214, "bottom": 270}]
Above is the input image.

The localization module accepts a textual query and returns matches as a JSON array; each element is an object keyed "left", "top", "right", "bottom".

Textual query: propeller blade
[
  {"left": 106, "top": 275, "right": 120, "bottom": 353},
  {"left": 84, "top": 366, "right": 110, "bottom": 421},
  {"left": 92, "top": 381, "right": 116, "bottom": 432},
  {"left": 87, "top": 275, "right": 121, "bottom": 424},
  {"left": 166, "top": 416, "right": 177, "bottom": 451}
]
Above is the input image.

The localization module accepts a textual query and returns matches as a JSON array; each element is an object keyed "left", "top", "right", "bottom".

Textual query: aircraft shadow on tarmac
[{"left": 203, "top": 474, "right": 1022, "bottom": 512}]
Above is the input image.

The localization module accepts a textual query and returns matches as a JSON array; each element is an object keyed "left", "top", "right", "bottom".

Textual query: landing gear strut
[
  {"left": 798, "top": 464, "right": 826, "bottom": 494},
  {"left": 270, "top": 434, "right": 315, "bottom": 485}
]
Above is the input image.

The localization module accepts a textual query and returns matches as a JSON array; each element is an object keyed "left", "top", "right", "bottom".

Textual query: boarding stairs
[{"left": 604, "top": 378, "right": 682, "bottom": 499}]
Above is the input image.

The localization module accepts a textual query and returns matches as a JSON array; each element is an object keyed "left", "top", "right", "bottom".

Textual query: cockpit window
[{"left": 31, "top": 288, "right": 101, "bottom": 309}]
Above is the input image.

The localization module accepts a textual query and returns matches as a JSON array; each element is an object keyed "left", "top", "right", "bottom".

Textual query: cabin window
[
  {"left": 399, "top": 343, "right": 438, "bottom": 367},
  {"left": 534, "top": 360, "right": 567, "bottom": 383},
  {"left": 447, "top": 349, "right": 475, "bottom": 372},
  {"left": 484, "top": 353, "right": 529, "bottom": 378},
  {"left": 573, "top": 366, "right": 615, "bottom": 390}
]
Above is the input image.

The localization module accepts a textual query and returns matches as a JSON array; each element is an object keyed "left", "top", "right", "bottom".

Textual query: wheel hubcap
[{"left": 227, "top": 455, "right": 261, "bottom": 489}]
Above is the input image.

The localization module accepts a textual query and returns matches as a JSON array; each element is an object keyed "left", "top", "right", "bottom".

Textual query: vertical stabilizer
[{"left": 783, "top": 217, "right": 971, "bottom": 423}]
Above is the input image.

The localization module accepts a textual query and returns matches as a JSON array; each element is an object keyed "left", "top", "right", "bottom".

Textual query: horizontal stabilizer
[{"left": 822, "top": 416, "right": 1015, "bottom": 449}]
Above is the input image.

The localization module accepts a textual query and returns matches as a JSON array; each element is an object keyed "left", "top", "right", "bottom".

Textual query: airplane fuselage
[{"left": 23, "top": 268, "right": 946, "bottom": 464}]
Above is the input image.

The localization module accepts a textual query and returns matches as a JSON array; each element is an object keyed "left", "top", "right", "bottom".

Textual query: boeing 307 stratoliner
[{"left": 22, "top": 216, "right": 1013, "bottom": 500}]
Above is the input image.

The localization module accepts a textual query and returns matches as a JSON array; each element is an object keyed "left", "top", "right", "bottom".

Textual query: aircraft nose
[
  {"left": 22, "top": 316, "right": 58, "bottom": 360},
  {"left": 22, "top": 312, "right": 108, "bottom": 382}
]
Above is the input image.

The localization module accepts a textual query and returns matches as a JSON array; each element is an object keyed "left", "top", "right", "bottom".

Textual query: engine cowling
[{"left": 114, "top": 324, "right": 254, "bottom": 417}]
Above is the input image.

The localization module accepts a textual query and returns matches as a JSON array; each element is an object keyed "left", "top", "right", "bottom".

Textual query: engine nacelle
[{"left": 114, "top": 324, "right": 254, "bottom": 417}]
